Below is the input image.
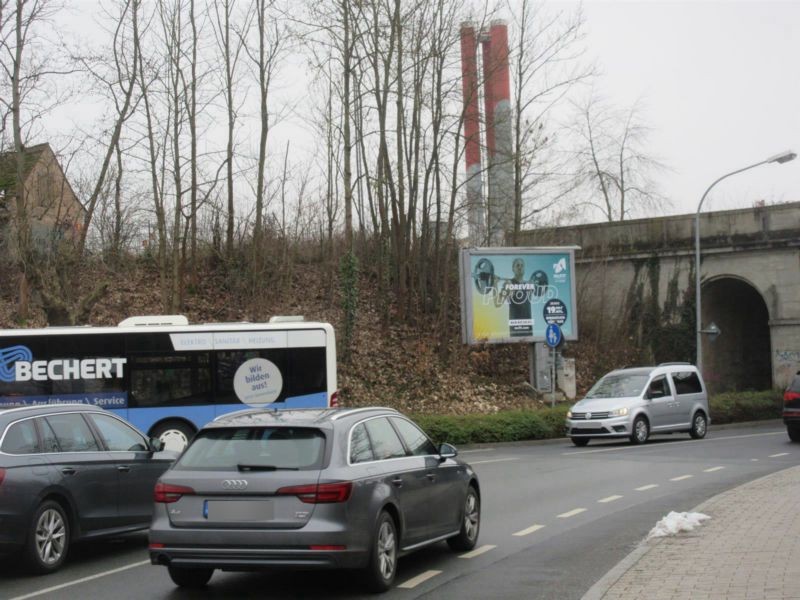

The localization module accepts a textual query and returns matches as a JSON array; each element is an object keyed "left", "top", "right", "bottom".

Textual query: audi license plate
[{"left": 205, "top": 500, "right": 273, "bottom": 521}]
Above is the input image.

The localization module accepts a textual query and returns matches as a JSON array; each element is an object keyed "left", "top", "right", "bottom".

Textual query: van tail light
[
  {"left": 276, "top": 481, "right": 353, "bottom": 504},
  {"left": 154, "top": 482, "right": 195, "bottom": 503},
  {"left": 330, "top": 390, "right": 340, "bottom": 407}
]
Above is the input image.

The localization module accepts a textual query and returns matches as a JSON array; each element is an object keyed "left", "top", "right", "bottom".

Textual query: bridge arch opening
[{"left": 701, "top": 276, "right": 771, "bottom": 394}]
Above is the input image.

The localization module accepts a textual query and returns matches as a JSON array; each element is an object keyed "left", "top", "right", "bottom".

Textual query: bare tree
[
  {"left": 507, "top": 0, "right": 591, "bottom": 242},
  {"left": 210, "top": 0, "right": 251, "bottom": 258},
  {"left": 570, "top": 95, "right": 666, "bottom": 222},
  {"left": 242, "top": 0, "right": 284, "bottom": 282}
]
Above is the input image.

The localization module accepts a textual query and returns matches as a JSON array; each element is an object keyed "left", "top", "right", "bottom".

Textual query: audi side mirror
[{"left": 150, "top": 437, "right": 166, "bottom": 452}]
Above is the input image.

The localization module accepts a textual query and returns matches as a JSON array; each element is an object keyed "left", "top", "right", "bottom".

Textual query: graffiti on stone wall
[{"left": 775, "top": 350, "right": 800, "bottom": 387}]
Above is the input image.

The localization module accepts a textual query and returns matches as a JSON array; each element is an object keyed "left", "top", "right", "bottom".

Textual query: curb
[{"left": 580, "top": 463, "right": 798, "bottom": 600}]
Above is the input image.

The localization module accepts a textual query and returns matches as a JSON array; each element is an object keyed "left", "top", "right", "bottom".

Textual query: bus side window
[{"left": 129, "top": 353, "right": 212, "bottom": 407}]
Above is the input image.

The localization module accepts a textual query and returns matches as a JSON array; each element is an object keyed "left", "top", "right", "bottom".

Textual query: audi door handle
[
  {"left": 391, "top": 477, "right": 403, "bottom": 487},
  {"left": 61, "top": 467, "right": 76, "bottom": 475},
  {"left": 117, "top": 465, "right": 131, "bottom": 472},
  {"left": 426, "top": 473, "right": 436, "bottom": 481}
]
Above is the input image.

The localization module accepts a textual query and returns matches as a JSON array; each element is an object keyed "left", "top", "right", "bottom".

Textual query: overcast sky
[
  {"left": 49, "top": 1, "right": 800, "bottom": 223},
  {"left": 568, "top": 0, "right": 800, "bottom": 216}
]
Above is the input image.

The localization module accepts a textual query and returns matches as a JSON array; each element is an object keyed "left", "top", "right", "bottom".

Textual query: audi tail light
[
  {"left": 154, "top": 482, "right": 195, "bottom": 503},
  {"left": 276, "top": 481, "right": 353, "bottom": 504},
  {"left": 0, "top": 468, "right": 5, "bottom": 487},
  {"left": 784, "top": 391, "right": 800, "bottom": 403},
  {"left": 330, "top": 390, "right": 340, "bottom": 407}
]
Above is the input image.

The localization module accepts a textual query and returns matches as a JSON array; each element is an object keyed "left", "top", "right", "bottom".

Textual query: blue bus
[{"left": 0, "top": 315, "right": 338, "bottom": 450}]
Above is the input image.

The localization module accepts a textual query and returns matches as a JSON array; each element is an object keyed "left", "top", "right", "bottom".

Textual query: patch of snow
[{"left": 647, "top": 511, "right": 711, "bottom": 540}]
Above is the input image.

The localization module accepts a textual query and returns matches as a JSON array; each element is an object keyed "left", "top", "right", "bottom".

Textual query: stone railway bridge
[{"left": 519, "top": 202, "right": 800, "bottom": 393}]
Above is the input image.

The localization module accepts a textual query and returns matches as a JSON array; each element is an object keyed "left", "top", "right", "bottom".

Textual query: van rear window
[
  {"left": 174, "top": 427, "right": 325, "bottom": 471},
  {"left": 672, "top": 372, "right": 703, "bottom": 395}
]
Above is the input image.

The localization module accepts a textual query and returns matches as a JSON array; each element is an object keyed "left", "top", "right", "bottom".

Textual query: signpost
[{"left": 545, "top": 323, "right": 562, "bottom": 407}]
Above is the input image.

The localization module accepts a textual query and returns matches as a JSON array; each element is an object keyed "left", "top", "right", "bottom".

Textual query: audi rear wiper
[{"left": 236, "top": 464, "right": 299, "bottom": 472}]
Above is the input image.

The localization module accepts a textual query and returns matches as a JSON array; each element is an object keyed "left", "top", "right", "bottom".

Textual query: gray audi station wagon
[
  {"left": 149, "top": 407, "right": 481, "bottom": 592},
  {"left": 0, "top": 404, "right": 176, "bottom": 573}
]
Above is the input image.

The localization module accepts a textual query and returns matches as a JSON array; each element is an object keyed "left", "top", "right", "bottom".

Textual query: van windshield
[{"left": 586, "top": 373, "right": 649, "bottom": 399}]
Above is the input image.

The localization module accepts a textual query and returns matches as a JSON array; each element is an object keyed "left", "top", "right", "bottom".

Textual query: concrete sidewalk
[{"left": 584, "top": 465, "right": 800, "bottom": 600}]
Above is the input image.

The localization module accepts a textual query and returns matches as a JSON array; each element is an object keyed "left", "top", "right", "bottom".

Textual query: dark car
[
  {"left": 0, "top": 404, "right": 177, "bottom": 573},
  {"left": 784, "top": 372, "right": 800, "bottom": 442},
  {"left": 149, "top": 407, "right": 481, "bottom": 592}
]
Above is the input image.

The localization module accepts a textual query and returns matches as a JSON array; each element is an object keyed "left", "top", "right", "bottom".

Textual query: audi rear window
[
  {"left": 174, "top": 427, "right": 325, "bottom": 471},
  {"left": 789, "top": 375, "right": 800, "bottom": 393}
]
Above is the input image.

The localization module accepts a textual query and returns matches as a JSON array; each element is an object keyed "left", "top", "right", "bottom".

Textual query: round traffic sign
[{"left": 545, "top": 323, "right": 562, "bottom": 348}]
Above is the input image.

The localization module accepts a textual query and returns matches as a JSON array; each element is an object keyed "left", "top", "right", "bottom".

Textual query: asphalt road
[{"left": 2, "top": 421, "right": 796, "bottom": 600}]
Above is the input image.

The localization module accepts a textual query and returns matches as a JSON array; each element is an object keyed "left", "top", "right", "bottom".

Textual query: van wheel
[
  {"left": 447, "top": 486, "right": 480, "bottom": 551},
  {"left": 690, "top": 412, "right": 707, "bottom": 439},
  {"left": 363, "top": 511, "right": 397, "bottom": 592},
  {"left": 629, "top": 416, "right": 649, "bottom": 445},
  {"left": 788, "top": 424, "right": 800, "bottom": 443},
  {"left": 571, "top": 438, "right": 590, "bottom": 447},
  {"left": 151, "top": 420, "right": 195, "bottom": 452},
  {"left": 24, "top": 500, "right": 70, "bottom": 574},
  {"left": 167, "top": 566, "right": 214, "bottom": 588}
]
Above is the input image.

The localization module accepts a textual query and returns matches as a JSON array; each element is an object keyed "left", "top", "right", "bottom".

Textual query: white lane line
[
  {"left": 704, "top": 466, "right": 725, "bottom": 472},
  {"left": 459, "top": 544, "right": 496, "bottom": 559},
  {"left": 470, "top": 457, "right": 520, "bottom": 465},
  {"left": 635, "top": 484, "right": 659, "bottom": 491},
  {"left": 670, "top": 475, "right": 693, "bottom": 482},
  {"left": 563, "top": 431, "right": 784, "bottom": 455},
  {"left": 397, "top": 570, "right": 442, "bottom": 589},
  {"left": 9, "top": 560, "right": 150, "bottom": 600},
  {"left": 751, "top": 458, "right": 759, "bottom": 462},
  {"left": 513, "top": 524, "right": 545, "bottom": 537},
  {"left": 557, "top": 508, "right": 586, "bottom": 518},
  {"left": 769, "top": 453, "right": 789, "bottom": 458},
  {"left": 598, "top": 495, "right": 623, "bottom": 503},
  {"left": 460, "top": 448, "right": 494, "bottom": 454}
]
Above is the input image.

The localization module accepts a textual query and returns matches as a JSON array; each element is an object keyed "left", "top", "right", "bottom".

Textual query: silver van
[{"left": 565, "top": 364, "right": 709, "bottom": 447}]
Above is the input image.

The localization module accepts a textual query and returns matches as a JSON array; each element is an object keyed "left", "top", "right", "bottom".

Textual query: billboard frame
[{"left": 459, "top": 246, "right": 580, "bottom": 345}]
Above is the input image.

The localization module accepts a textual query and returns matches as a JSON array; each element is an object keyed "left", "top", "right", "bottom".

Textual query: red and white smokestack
[
  {"left": 460, "top": 22, "right": 485, "bottom": 246},
  {"left": 481, "top": 20, "right": 513, "bottom": 246}
]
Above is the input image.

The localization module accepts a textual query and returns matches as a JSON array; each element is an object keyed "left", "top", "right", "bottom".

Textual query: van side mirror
[
  {"left": 439, "top": 443, "right": 457, "bottom": 460},
  {"left": 149, "top": 437, "right": 166, "bottom": 452}
]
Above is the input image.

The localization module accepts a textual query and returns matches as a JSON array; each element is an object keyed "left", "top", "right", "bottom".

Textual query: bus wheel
[{"left": 151, "top": 421, "right": 195, "bottom": 452}]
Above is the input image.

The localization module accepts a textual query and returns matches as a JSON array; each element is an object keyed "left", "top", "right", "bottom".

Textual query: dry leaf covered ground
[{"left": 0, "top": 257, "right": 599, "bottom": 415}]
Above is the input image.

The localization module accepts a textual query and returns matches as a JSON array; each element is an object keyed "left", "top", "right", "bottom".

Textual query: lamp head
[{"left": 767, "top": 150, "right": 797, "bottom": 164}]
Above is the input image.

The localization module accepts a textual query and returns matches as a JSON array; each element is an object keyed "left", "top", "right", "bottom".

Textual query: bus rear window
[{"left": 175, "top": 427, "right": 326, "bottom": 471}]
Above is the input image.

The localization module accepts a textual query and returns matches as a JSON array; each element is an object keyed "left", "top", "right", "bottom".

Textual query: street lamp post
[{"left": 695, "top": 150, "right": 797, "bottom": 374}]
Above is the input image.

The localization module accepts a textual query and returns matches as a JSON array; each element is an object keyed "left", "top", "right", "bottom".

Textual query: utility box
[{"left": 557, "top": 357, "right": 576, "bottom": 400}]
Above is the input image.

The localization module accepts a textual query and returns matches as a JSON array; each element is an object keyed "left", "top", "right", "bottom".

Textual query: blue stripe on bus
[
  {"left": 0, "top": 391, "right": 328, "bottom": 437},
  {"left": 0, "top": 392, "right": 128, "bottom": 409},
  {"left": 107, "top": 391, "right": 329, "bottom": 436}
]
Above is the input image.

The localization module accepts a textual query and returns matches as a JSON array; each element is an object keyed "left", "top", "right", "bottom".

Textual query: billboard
[{"left": 459, "top": 247, "right": 579, "bottom": 345}]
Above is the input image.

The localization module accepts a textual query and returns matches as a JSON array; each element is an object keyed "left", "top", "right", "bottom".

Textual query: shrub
[
  {"left": 709, "top": 390, "right": 782, "bottom": 424},
  {"left": 412, "top": 391, "right": 780, "bottom": 446}
]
